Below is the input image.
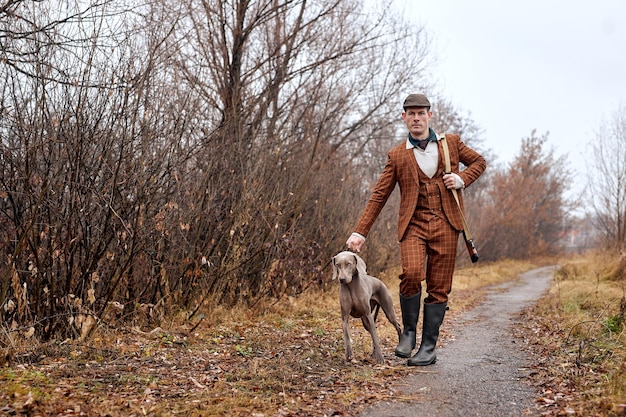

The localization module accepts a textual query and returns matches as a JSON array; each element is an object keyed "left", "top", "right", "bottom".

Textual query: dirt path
[{"left": 359, "top": 265, "right": 557, "bottom": 417}]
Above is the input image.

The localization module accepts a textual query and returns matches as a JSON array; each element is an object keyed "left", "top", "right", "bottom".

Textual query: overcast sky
[{"left": 395, "top": 0, "right": 626, "bottom": 195}]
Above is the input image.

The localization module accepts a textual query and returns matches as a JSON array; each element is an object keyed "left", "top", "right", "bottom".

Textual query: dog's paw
[{"left": 372, "top": 351, "right": 385, "bottom": 364}]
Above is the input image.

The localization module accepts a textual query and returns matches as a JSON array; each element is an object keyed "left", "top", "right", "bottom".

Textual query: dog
[{"left": 332, "top": 251, "right": 402, "bottom": 364}]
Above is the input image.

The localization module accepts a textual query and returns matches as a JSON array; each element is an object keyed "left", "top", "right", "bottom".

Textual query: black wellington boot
[
  {"left": 408, "top": 302, "right": 447, "bottom": 366},
  {"left": 394, "top": 293, "right": 421, "bottom": 358}
]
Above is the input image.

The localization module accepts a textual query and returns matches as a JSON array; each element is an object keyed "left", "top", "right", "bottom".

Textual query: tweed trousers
[{"left": 399, "top": 174, "right": 460, "bottom": 303}]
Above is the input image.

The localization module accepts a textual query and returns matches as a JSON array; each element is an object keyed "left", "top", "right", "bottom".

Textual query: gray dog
[{"left": 332, "top": 251, "right": 402, "bottom": 364}]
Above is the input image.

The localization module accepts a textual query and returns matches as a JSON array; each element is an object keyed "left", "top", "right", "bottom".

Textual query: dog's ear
[
  {"left": 331, "top": 255, "right": 338, "bottom": 280},
  {"left": 353, "top": 254, "right": 367, "bottom": 278}
]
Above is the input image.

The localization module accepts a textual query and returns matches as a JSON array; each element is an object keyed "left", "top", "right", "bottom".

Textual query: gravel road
[{"left": 359, "top": 266, "right": 557, "bottom": 417}]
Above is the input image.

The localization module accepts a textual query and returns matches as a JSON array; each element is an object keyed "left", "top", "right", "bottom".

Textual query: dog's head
[{"left": 332, "top": 251, "right": 367, "bottom": 284}]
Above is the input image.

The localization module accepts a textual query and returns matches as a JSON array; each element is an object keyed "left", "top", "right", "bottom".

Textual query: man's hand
[
  {"left": 443, "top": 173, "right": 464, "bottom": 190},
  {"left": 346, "top": 234, "right": 365, "bottom": 252}
]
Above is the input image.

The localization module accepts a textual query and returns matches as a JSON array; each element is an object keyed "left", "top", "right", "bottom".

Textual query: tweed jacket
[{"left": 354, "top": 133, "right": 486, "bottom": 242}]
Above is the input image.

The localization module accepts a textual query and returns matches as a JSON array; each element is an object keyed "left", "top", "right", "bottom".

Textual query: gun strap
[{"left": 440, "top": 134, "right": 474, "bottom": 241}]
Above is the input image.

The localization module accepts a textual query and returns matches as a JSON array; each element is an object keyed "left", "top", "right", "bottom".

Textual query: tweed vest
[{"left": 413, "top": 164, "right": 445, "bottom": 224}]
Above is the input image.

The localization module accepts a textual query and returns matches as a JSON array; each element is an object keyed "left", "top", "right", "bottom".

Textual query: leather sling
[{"left": 440, "top": 134, "right": 479, "bottom": 263}]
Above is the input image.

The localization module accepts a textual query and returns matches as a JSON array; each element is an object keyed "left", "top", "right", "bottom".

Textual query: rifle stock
[{"left": 463, "top": 232, "right": 479, "bottom": 263}]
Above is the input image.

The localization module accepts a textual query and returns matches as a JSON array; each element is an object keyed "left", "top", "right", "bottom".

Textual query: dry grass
[
  {"left": 521, "top": 250, "right": 626, "bottom": 416},
  {"left": 0, "top": 257, "right": 553, "bottom": 416}
]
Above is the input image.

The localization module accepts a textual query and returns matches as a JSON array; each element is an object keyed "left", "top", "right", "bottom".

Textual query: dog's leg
[
  {"left": 361, "top": 314, "right": 384, "bottom": 364},
  {"left": 378, "top": 289, "right": 403, "bottom": 340},
  {"left": 342, "top": 313, "right": 353, "bottom": 362},
  {"left": 370, "top": 300, "right": 381, "bottom": 322}
]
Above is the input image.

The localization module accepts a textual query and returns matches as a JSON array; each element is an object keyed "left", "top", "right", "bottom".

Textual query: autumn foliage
[{"left": 473, "top": 131, "right": 570, "bottom": 261}]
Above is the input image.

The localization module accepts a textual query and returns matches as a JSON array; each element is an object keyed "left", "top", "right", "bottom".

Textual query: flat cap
[{"left": 403, "top": 94, "right": 431, "bottom": 109}]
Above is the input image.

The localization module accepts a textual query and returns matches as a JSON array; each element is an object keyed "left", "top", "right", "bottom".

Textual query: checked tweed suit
[{"left": 353, "top": 133, "right": 486, "bottom": 303}]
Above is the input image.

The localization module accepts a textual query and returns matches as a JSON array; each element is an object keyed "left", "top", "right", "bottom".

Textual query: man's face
[{"left": 402, "top": 107, "right": 432, "bottom": 139}]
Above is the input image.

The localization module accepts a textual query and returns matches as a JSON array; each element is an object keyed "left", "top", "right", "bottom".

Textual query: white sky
[{"left": 396, "top": 0, "right": 626, "bottom": 196}]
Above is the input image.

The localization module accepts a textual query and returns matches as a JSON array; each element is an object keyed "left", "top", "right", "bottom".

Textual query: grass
[
  {"left": 521, "top": 250, "right": 626, "bottom": 416},
  {"left": 1, "top": 253, "right": 623, "bottom": 416}
]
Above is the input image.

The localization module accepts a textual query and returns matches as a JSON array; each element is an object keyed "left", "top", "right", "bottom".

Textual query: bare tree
[
  {"left": 162, "top": 0, "right": 434, "bottom": 304},
  {"left": 1, "top": 0, "right": 437, "bottom": 342},
  {"left": 587, "top": 104, "right": 626, "bottom": 248},
  {"left": 0, "top": 0, "right": 191, "bottom": 338}
]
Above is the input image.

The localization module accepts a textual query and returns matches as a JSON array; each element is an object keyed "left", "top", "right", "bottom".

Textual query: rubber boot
[
  {"left": 408, "top": 302, "right": 447, "bottom": 366},
  {"left": 394, "top": 293, "right": 421, "bottom": 358}
]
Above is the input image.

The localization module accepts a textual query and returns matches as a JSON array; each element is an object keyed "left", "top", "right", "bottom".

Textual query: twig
[{"left": 188, "top": 314, "right": 205, "bottom": 334}]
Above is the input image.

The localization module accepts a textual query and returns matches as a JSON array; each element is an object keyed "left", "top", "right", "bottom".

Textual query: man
[{"left": 346, "top": 94, "right": 486, "bottom": 366}]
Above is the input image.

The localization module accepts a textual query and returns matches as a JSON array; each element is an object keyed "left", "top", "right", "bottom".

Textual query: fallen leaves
[
  {"left": 519, "top": 298, "right": 626, "bottom": 417},
  {"left": 0, "top": 308, "right": 419, "bottom": 416}
]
